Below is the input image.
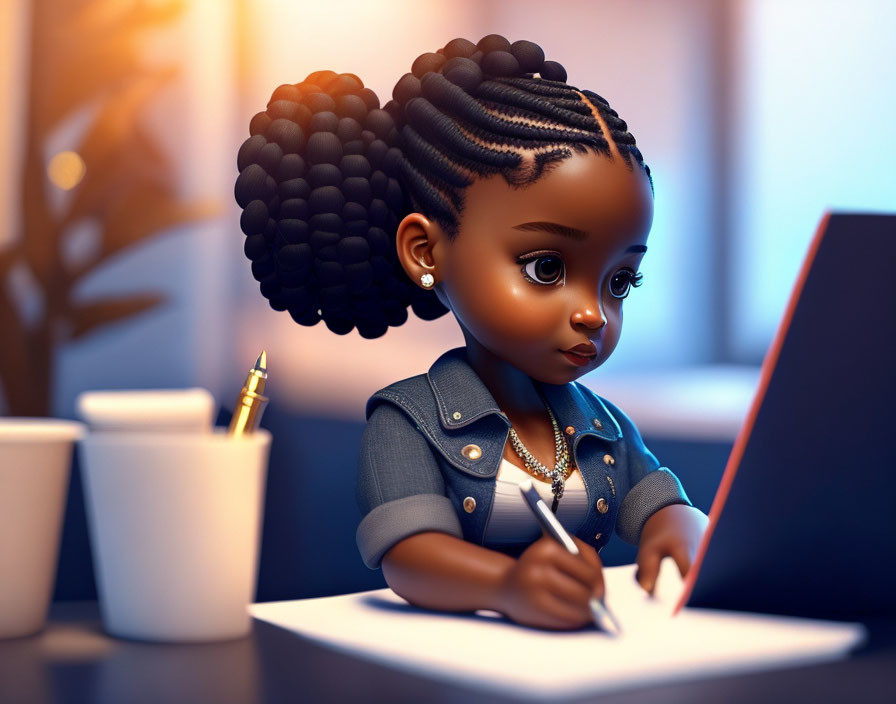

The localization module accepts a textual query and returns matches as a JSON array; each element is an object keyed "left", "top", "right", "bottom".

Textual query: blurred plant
[{"left": 0, "top": 0, "right": 218, "bottom": 416}]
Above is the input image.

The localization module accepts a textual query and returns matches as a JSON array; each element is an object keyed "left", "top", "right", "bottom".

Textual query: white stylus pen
[{"left": 519, "top": 480, "right": 621, "bottom": 636}]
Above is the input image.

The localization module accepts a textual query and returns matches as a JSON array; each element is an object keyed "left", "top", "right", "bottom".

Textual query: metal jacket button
[
  {"left": 565, "top": 426, "right": 575, "bottom": 436},
  {"left": 603, "top": 453, "right": 615, "bottom": 466},
  {"left": 452, "top": 411, "right": 462, "bottom": 420},
  {"left": 461, "top": 444, "right": 482, "bottom": 461},
  {"left": 596, "top": 498, "right": 609, "bottom": 514},
  {"left": 592, "top": 419, "right": 603, "bottom": 430},
  {"left": 463, "top": 497, "right": 476, "bottom": 513}
]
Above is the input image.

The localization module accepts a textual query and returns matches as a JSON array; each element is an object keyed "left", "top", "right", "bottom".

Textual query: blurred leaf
[
  {"left": 132, "top": 122, "right": 174, "bottom": 180},
  {"left": 45, "top": 34, "right": 143, "bottom": 128},
  {"left": 69, "top": 187, "right": 221, "bottom": 281},
  {"left": 79, "top": 67, "right": 179, "bottom": 163},
  {"left": 73, "top": 0, "right": 186, "bottom": 36},
  {"left": 63, "top": 154, "right": 173, "bottom": 228},
  {"left": 45, "top": 1, "right": 186, "bottom": 126},
  {"left": 69, "top": 292, "right": 166, "bottom": 340},
  {"left": 127, "top": 0, "right": 187, "bottom": 31},
  {"left": 63, "top": 69, "right": 180, "bottom": 225},
  {"left": 0, "top": 243, "right": 19, "bottom": 277},
  {"left": 101, "top": 188, "right": 221, "bottom": 259}
]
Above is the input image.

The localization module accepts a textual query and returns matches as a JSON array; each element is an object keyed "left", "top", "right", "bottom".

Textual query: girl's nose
[{"left": 570, "top": 303, "right": 606, "bottom": 330}]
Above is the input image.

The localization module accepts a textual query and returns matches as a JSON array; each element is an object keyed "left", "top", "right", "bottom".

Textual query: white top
[{"left": 482, "top": 458, "right": 589, "bottom": 545}]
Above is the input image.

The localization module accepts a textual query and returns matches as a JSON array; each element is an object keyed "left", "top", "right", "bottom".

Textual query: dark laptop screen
[{"left": 685, "top": 213, "right": 896, "bottom": 619}]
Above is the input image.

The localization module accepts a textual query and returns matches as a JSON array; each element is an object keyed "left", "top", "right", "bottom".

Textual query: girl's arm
[
  {"left": 360, "top": 401, "right": 604, "bottom": 629},
  {"left": 382, "top": 531, "right": 604, "bottom": 630}
]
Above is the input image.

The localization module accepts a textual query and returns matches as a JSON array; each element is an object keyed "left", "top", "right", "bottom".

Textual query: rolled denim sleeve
[
  {"left": 356, "top": 401, "right": 462, "bottom": 568},
  {"left": 600, "top": 398, "right": 691, "bottom": 545}
]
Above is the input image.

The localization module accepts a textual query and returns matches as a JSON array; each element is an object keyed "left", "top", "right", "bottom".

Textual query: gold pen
[{"left": 228, "top": 351, "right": 269, "bottom": 436}]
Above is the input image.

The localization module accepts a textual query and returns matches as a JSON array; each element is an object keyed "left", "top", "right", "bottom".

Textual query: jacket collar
[
  {"left": 426, "top": 347, "right": 509, "bottom": 430},
  {"left": 426, "top": 347, "right": 620, "bottom": 442}
]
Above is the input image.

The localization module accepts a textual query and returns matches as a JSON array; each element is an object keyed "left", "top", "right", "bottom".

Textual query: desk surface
[{"left": 1, "top": 601, "right": 894, "bottom": 704}]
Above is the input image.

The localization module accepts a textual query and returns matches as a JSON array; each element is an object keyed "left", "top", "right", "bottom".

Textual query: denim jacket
[{"left": 356, "top": 347, "right": 690, "bottom": 568}]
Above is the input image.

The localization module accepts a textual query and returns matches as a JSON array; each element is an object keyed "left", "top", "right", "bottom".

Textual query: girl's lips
[
  {"left": 567, "top": 342, "right": 597, "bottom": 355},
  {"left": 561, "top": 349, "right": 596, "bottom": 367}
]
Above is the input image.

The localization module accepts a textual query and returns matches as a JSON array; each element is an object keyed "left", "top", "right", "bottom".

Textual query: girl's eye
[
  {"left": 520, "top": 254, "right": 565, "bottom": 286},
  {"left": 608, "top": 268, "right": 644, "bottom": 299}
]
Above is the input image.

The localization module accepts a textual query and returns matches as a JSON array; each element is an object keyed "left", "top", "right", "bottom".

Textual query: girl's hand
[
  {"left": 495, "top": 535, "right": 604, "bottom": 630},
  {"left": 635, "top": 503, "right": 708, "bottom": 594}
]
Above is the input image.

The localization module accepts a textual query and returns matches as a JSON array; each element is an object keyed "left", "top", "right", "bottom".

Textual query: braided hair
[{"left": 234, "top": 35, "right": 652, "bottom": 339}]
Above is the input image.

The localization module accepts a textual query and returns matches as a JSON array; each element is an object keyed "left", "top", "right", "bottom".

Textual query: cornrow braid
[{"left": 234, "top": 34, "right": 652, "bottom": 339}]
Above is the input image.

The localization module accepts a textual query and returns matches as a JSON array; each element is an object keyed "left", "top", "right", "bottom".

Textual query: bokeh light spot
[{"left": 47, "top": 151, "right": 86, "bottom": 190}]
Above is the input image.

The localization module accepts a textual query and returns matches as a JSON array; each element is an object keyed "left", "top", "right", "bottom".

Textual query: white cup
[
  {"left": 79, "top": 429, "right": 270, "bottom": 642},
  {"left": 0, "top": 419, "right": 85, "bottom": 639}
]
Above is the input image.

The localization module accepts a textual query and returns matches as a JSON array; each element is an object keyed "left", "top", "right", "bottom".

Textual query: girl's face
[{"left": 433, "top": 150, "right": 654, "bottom": 385}]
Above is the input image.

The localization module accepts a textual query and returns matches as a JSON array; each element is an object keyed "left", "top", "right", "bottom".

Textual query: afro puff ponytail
[{"left": 234, "top": 71, "right": 448, "bottom": 339}]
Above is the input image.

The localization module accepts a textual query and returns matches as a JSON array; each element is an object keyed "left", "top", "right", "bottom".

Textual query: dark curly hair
[{"left": 234, "top": 35, "right": 652, "bottom": 339}]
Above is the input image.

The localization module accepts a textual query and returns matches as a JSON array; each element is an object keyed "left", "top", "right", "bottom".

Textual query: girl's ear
[{"left": 395, "top": 212, "right": 445, "bottom": 290}]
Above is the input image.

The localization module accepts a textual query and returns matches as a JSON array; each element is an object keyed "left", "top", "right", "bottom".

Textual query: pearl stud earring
[{"left": 420, "top": 272, "right": 434, "bottom": 288}]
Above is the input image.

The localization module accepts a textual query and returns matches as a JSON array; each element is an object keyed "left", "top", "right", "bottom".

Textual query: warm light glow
[{"left": 47, "top": 150, "right": 86, "bottom": 190}]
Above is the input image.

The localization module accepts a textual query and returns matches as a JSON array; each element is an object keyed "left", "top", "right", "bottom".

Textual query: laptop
[{"left": 678, "top": 212, "right": 896, "bottom": 620}]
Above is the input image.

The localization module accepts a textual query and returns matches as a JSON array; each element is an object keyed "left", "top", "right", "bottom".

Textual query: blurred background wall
[
  {"left": 727, "top": 0, "right": 895, "bottom": 359},
  {"left": 3, "top": 0, "right": 892, "bottom": 421},
  {"left": 0, "top": 0, "right": 892, "bottom": 599}
]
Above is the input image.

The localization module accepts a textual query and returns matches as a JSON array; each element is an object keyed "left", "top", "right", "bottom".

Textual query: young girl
[{"left": 234, "top": 34, "right": 707, "bottom": 630}]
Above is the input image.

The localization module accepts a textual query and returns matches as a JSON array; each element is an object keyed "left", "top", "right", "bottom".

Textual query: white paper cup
[
  {"left": 0, "top": 419, "right": 85, "bottom": 639},
  {"left": 79, "top": 429, "right": 270, "bottom": 642}
]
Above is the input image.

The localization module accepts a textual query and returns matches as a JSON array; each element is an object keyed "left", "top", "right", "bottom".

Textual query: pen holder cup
[
  {"left": 0, "top": 419, "right": 84, "bottom": 639},
  {"left": 79, "top": 429, "right": 271, "bottom": 643}
]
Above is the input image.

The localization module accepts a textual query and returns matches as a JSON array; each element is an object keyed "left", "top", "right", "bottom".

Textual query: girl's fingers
[
  {"left": 572, "top": 539, "right": 606, "bottom": 599},
  {"left": 551, "top": 548, "right": 603, "bottom": 597},
  {"left": 539, "top": 592, "right": 592, "bottom": 630},
  {"left": 572, "top": 537, "right": 603, "bottom": 568},
  {"left": 636, "top": 544, "right": 662, "bottom": 594},
  {"left": 543, "top": 566, "right": 593, "bottom": 607},
  {"left": 670, "top": 542, "right": 692, "bottom": 577}
]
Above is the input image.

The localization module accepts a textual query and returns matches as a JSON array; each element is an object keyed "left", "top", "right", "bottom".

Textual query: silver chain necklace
[{"left": 508, "top": 404, "right": 571, "bottom": 513}]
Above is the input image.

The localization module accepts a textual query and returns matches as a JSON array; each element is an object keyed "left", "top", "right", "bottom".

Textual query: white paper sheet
[{"left": 249, "top": 562, "right": 865, "bottom": 699}]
